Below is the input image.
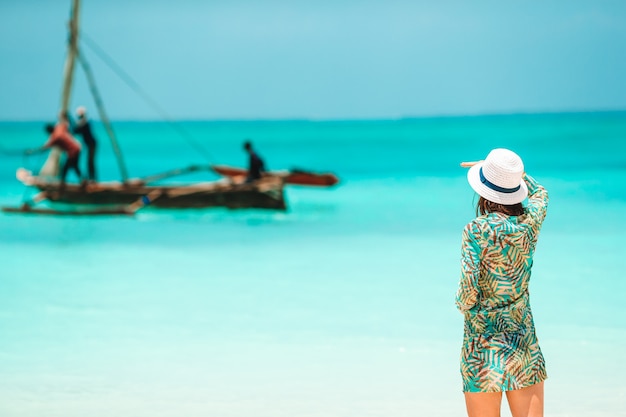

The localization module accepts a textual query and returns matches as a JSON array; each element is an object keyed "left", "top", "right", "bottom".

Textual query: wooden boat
[
  {"left": 9, "top": 168, "right": 285, "bottom": 210},
  {"left": 212, "top": 165, "right": 339, "bottom": 187},
  {"left": 2, "top": 0, "right": 286, "bottom": 215}
]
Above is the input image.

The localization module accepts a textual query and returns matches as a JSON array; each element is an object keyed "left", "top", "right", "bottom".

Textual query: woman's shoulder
[
  {"left": 464, "top": 215, "right": 495, "bottom": 235},
  {"left": 466, "top": 212, "right": 501, "bottom": 226}
]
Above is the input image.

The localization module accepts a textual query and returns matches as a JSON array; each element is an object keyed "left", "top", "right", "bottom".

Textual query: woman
[{"left": 457, "top": 148, "right": 549, "bottom": 417}]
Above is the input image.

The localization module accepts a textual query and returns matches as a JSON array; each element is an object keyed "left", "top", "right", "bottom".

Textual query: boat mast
[
  {"left": 60, "top": 0, "right": 81, "bottom": 115},
  {"left": 38, "top": 0, "right": 80, "bottom": 178},
  {"left": 78, "top": 55, "right": 130, "bottom": 182},
  {"left": 61, "top": 0, "right": 130, "bottom": 182}
]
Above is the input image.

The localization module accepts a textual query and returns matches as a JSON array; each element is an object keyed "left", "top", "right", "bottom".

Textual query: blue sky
[{"left": 1, "top": 0, "right": 625, "bottom": 120}]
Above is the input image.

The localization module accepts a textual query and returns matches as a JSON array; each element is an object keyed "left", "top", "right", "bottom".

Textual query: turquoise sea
[{"left": 1, "top": 112, "right": 625, "bottom": 417}]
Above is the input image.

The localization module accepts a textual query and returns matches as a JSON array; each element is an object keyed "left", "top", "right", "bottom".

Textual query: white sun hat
[
  {"left": 76, "top": 106, "right": 87, "bottom": 116},
  {"left": 467, "top": 148, "right": 528, "bottom": 205}
]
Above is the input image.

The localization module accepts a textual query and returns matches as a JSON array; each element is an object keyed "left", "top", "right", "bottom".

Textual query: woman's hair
[{"left": 476, "top": 196, "right": 525, "bottom": 216}]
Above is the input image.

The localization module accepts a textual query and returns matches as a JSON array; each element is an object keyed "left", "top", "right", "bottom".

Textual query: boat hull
[{"left": 30, "top": 177, "right": 287, "bottom": 210}]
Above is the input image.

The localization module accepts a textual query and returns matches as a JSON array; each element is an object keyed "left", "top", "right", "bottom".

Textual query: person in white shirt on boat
[{"left": 71, "top": 106, "right": 98, "bottom": 182}]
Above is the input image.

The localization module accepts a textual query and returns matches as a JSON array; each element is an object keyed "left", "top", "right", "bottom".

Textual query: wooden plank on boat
[
  {"left": 211, "top": 165, "right": 339, "bottom": 187},
  {"left": 1, "top": 189, "right": 163, "bottom": 217},
  {"left": 1, "top": 205, "right": 133, "bottom": 216},
  {"left": 138, "top": 164, "right": 212, "bottom": 184}
]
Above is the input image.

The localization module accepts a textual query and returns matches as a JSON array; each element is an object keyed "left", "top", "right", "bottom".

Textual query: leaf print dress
[{"left": 456, "top": 174, "right": 549, "bottom": 393}]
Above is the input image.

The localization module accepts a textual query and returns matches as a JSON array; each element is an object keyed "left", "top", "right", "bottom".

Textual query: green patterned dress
[{"left": 456, "top": 174, "right": 549, "bottom": 393}]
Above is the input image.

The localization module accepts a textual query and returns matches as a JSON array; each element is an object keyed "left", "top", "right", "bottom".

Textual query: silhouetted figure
[
  {"left": 243, "top": 140, "right": 265, "bottom": 183},
  {"left": 72, "top": 106, "right": 98, "bottom": 181}
]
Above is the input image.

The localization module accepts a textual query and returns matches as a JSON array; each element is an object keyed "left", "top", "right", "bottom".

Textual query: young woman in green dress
[{"left": 457, "top": 148, "right": 549, "bottom": 417}]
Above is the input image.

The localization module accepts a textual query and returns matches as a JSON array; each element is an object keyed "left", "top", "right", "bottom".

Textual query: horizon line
[{"left": 1, "top": 108, "right": 625, "bottom": 123}]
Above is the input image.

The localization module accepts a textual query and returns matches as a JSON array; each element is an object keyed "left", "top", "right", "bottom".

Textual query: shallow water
[{"left": 1, "top": 113, "right": 625, "bottom": 416}]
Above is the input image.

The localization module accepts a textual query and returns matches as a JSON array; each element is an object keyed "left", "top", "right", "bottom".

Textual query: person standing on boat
[
  {"left": 71, "top": 106, "right": 98, "bottom": 182},
  {"left": 26, "top": 115, "right": 83, "bottom": 192},
  {"left": 243, "top": 140, "right": 265, "bottom": 183},
  {"left": 457, "top": 149, "right": 549, "bottom": 417}
]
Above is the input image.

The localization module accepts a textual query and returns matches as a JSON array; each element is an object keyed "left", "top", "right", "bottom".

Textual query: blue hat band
[{"left": 479, "top": 167, "right": 521, "bottom": 194}]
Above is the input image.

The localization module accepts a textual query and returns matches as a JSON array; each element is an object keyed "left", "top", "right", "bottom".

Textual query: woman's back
[
  {"left": 456, "top": 149, "right": 549, "bottom": 405},
  {"left": 457, "top": 174, "right": 548, "bottom": 313}
]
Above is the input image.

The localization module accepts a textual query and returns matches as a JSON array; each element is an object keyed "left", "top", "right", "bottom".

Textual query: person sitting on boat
[
  {"left": 243, "top": 140, "right": 265, "bottom": 183},
  {"left": 26, "top": 115, "right": 84, "bottom": 192},
  {"left": 71, "top": 106, "right": 98, "bottom": 182}
]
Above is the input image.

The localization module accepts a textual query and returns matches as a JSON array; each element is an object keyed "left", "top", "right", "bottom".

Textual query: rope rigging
[
  {"left": 79, "top": 32, "right": 216, "bottom": 164},
  {"left": 77, "top": 52, "right": 129, "bottom": 182}
]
